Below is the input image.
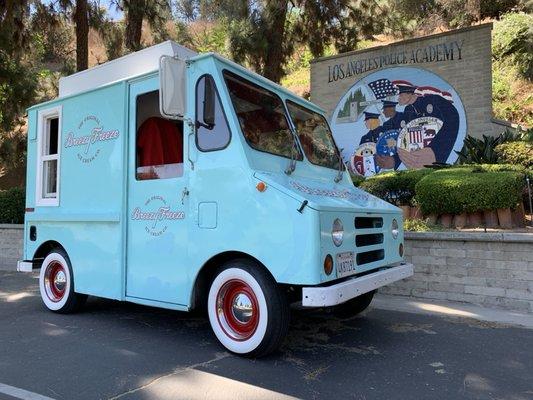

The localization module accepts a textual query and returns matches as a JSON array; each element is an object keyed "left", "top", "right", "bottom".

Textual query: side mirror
[
  {"left": 203, "top": 76, "right": 216, "bottom": 128},
  {"left": 159, "top": 55, "right": 186, "bottom": 119}
]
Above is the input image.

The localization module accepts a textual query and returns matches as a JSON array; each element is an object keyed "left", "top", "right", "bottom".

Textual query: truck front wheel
[
  {"left": 333, "top": 290, "right": 376, "bottom": 319},
  {"left": 39, "top": 249, "right": 87, "bottom": 313},
  {"left": 207, "top": 259, "right": 289, "bottom": 357}
]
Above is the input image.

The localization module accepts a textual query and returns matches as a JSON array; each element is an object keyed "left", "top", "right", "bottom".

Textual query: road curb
[{"left": 373, "top": 294, "right": 533, "bottom": 329}]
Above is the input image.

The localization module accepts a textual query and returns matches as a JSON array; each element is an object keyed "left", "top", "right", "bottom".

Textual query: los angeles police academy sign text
[{"left": 327, "top": 40, "right": 464, "bottom": 83}]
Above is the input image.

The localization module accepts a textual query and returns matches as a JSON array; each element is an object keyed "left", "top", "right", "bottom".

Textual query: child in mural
[{"left": 395, "top": 82, "right": 460, "bottom": 168}]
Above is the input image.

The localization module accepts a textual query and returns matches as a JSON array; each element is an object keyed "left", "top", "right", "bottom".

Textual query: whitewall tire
[
  {"left": 207, "top": 260, "right": 289, "bottom": 357},
  {"left": 39, "top": 249, "right": 87, "bottom": 313}
]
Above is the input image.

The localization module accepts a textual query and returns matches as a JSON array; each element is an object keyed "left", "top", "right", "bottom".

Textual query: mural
[{"left": 330, "top": 67, "right": 467, "bottom": 176}]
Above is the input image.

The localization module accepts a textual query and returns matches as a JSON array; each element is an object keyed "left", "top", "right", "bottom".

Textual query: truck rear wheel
[
  {"left": 39, "top": 249, "right": 87, "bottom": 313},
  {"left": 333, "top": 290, "right": 376, "bottom": 319},
  {"left": 207, "top": 259, "right": 289, "bottom": 357}
]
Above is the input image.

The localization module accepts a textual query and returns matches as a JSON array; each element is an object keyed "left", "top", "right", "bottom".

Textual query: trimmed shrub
[
  {"left": 0, "top": 187, "right": 25, "bottom": 224},
  {"left": 495, "top": 141, "right": 533, "bottom": 169},
  {"left": 359, "top": 168, "right": 433, "bottom": 206},
  {"left": 415, "top": 168, "right": 524, "bottom": 215},
  {"left": 351, "top": 173, "right": 365, "bottom": 187}
]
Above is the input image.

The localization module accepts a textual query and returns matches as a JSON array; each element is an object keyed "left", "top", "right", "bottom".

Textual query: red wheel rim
[
  {"left": 216, "top": 279, "right": 259, "bottom": 341},
  {"left": 44, "top": 261, "right": 67, "bottom": 302}
]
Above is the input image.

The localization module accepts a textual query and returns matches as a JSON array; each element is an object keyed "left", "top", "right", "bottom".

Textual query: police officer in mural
[
  {"left": 359, "top": 112, "right": 384, "bottom": 145},
  {"left": 374, "top": 100, "right": 405, "bottom": 170},
  {"left": 382, "top": 100, "right": 405, "bottom": 131},
  {"left": 396, "top": 83, "right": 460, "bottom": 168}
]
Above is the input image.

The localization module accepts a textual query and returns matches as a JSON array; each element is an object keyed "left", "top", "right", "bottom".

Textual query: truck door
[{"left": 125, "top": 78, "right": 189, "bottom": 305}]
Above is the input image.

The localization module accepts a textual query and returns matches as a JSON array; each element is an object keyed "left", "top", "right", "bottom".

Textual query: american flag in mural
[
  {"left": 368, "top": 79, "right": 399, "bottom": 99},
  {"left": 392, "top": 80, "right": 454, "bottom": 102}
]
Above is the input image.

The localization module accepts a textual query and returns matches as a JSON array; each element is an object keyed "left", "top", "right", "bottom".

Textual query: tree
[
  {"left": 226, "top": 1, "right": 384, "bottom": 83},
  {"left": 120, "top": 0, "right": 172, "bottom": 52},
  {"left": 73, "top": 0, "right": 89, "bottom": 70}
]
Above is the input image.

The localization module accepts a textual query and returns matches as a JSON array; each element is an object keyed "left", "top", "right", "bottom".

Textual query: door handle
[{"left": 181, "top": 187, "right": 189, "bottom": 205}]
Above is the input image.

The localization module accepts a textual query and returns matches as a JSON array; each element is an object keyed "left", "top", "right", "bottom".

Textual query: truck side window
[
  {"left": 135, "top": 91, "right": 184, "bottom": 180},
  {"left": 36, "top": 106, "right": 61, "bottom": 206},
  {"left": 195, "top": 75, "right": 231, "bottom": 151}
]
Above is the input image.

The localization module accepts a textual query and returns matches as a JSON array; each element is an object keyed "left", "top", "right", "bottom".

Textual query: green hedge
[
  {"left": 495, "top": 141, "right": 533, "bottom": 169},
  {"left": 415, "top": 168, "right": 524, "bottom": 215},
  {"left": 0, "top": 187, "right": 25, "bottom": 224},
  {"left": 358, "top": 168, "right": 433, "bottom": 206}
]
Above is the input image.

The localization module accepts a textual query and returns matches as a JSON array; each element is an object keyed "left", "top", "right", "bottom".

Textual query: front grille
[
  {"left": 356, "top": 233, "right": 383, "bottom": 247},
  {"left": 356, "top": 249, "right": 384, "bottom": 265},
  {"left": 354, "top": 217, "right": 383, "bottom": 229}
]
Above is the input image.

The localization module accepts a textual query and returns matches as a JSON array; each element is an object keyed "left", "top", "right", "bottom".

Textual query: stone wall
[
  {"left": 0, "top": 224, "right": 23, "bottom": 270},
  {"left": 382, "top": 231, "right": 533, "bottom": 313}
]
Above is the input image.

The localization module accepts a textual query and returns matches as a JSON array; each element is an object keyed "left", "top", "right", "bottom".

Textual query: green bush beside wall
[
  {"left": 495, "top": 141, "right": 533, "bottom": 169},
  {"left": 358, "top": 168, "right": 433, "bottom": 205},
  {"left": 0, "top": 187, "right": 25, "bottom": 224},
  {"left": 415, "top": 168, "right": 524, "bottom": 215}
]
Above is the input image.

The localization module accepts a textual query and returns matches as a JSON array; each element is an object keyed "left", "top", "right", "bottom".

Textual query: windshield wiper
[
  {"left": 285, "top": 132, "right": 299, "bottom": 175},
  {"left": 334, "top": 147, "right": 345, "bottom": 183}
]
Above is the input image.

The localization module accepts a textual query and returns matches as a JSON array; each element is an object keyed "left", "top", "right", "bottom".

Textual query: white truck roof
[{"left": 58, "top": 41, "right": 197, "bottom": 98}]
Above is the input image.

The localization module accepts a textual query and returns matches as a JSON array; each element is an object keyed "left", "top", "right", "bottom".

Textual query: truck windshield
[
  {"left": 286, "top": 100, "right": 342, "bottom": 170},
  {"left": 223, "top": 70, "right": 303, "bottom": 161}
]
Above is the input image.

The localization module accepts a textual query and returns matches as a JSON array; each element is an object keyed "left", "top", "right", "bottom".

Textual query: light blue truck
[{"left": 18, "top": 41, "right": 413, "bottom": 357}]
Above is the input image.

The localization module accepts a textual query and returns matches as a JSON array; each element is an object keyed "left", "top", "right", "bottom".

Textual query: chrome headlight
[
  {"left": 332, "top": 218, "right": 344, "bottom": 247},
  {"left": 391, "top": 218, "right": 399, "bottom": 239}
]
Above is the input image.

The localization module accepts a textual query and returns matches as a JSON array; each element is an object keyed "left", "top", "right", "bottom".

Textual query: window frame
[
  {"left": 36, "top": 105, "right": 62, "bottom": 207},
  {"left": 285, "top": 100, "right": 344, "bottom": 171},
  {"left": 222, "top": 69, "right": 303, "bottom": 161},
  {"left": 194, "top": 74, "right": 232, "bottom": 152},
  {"left": 134, "top": 90, "right": 185, "bottom": 181}
]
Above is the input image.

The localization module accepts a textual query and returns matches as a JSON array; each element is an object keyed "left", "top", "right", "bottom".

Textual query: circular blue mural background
[{"left": 330, "top": 67, "right": 467, "bottom": 176}]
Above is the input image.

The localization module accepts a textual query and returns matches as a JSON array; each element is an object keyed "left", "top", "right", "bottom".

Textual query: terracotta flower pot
[
  {"left": 467, "top": 212, "right": 483, "bottom": 228},
  {"left": 426, "top": 214, "right": 438, "bottom": 225},
  {"left": 410, "top": 206, "right": 422, "bottom": 220},
  {"left": 400, "top": 205, "right": 410, "bottom": 220},
  {"left": 453, "top": 213, "right": 467, "bottom": 229},
  {"left": 440, "top": 214, "right": 453, "bottom": 228},
  {"left": 511, "top": 203, "right": 526, "bottom": 228},
  {"left": 497, "top": 208, "right": 512, "bottom": 229},
  {"left": 484, "top": 210, "right": 498, "bottom": 228}
]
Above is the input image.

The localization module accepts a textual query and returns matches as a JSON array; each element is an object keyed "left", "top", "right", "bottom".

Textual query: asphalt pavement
[{"left": 1, "top": 271, "right": 532, "bottom": 400}]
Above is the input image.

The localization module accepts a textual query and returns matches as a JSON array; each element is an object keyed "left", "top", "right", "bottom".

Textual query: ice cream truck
[{"left": 18, "top": 41, "right": 413, "bottom": 357}]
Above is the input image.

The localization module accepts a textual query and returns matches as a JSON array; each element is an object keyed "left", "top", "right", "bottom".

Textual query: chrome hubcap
[
  {"left": 54, "top": 270, "right": 67, "bottom": 292},
  {"left": 231, "top": 293, "right": 254, "bottom": 324},
  {"left": 44, "top": 261, "right": 67, "bottom": 302},
  {"left": 216, "top": 279, "right": 259, "bottom": 341}
]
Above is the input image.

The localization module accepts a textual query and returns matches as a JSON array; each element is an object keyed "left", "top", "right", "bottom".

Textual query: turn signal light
[
  {"left": 324, "top": 254, "right": 334, "bottom": 275},
  {"left": 256, "top": 182, "right": 267, "bottom": 192}
]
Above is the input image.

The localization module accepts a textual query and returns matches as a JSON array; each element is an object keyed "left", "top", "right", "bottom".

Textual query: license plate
[{"left": 336, "top": 251, "right": 355, "bottom": 278}]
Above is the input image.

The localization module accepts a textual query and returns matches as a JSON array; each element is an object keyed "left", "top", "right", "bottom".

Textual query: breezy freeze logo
[
  {"left": 131, "top": 195, "right": 185, "bottom": 236},
  {"left": 64, "top": 115, "right": 119, "bottom": 163}
]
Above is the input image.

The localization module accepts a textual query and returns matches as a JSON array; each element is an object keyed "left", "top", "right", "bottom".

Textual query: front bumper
[
  {"left": 301, "top": 263, "right": 414, "bottom": 307},
  {"left": 17, "top": 260, "right": 33, "bottom": 272}
]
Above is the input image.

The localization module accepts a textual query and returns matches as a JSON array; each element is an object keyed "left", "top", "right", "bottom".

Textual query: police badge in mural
[{"left": 330, "top": 67, "right": 467, "bottom": 176}]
